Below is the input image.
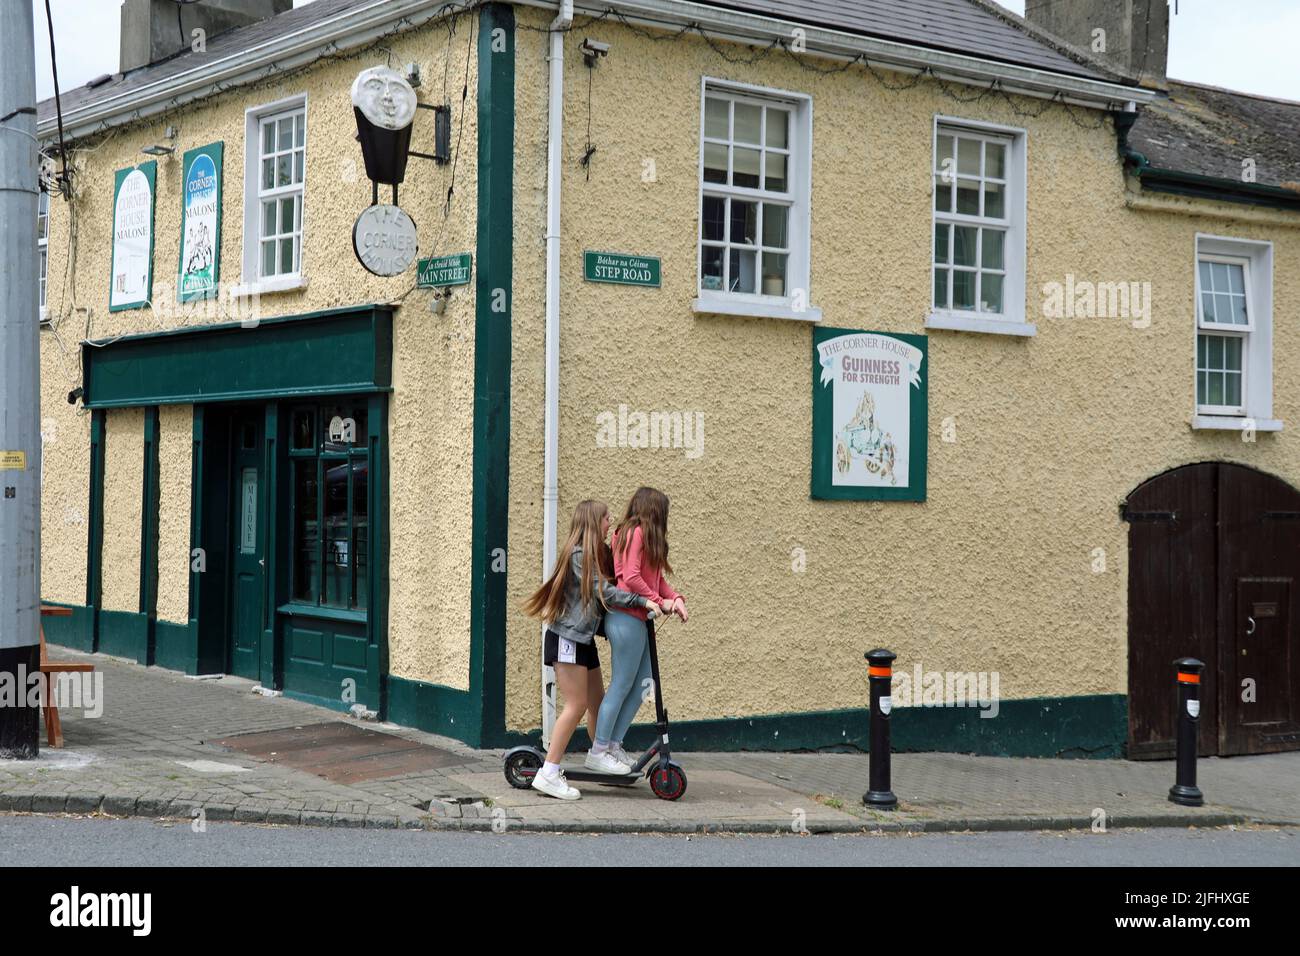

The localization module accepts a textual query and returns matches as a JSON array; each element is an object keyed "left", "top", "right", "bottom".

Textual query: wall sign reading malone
[
  {"left": 812, "top": 327, "right": 927, "bottom": 501},
  {"left": 177, "top": 143, "right": 223, "bottom": 302},
  {"left": 109, "top": 161, "right": 156, "bottom": 312}
]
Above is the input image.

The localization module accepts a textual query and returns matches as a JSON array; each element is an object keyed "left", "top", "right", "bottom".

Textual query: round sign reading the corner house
[{"left": 352, "top": 204, "right": 418, "bottom": 277}]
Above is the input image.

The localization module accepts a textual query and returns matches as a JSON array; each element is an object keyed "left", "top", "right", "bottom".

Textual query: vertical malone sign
[
  {"left": 178, "top": 143, "right": 223, "bottom": 301},
  {"left": 109, "top": 161, "right": 156, "bottom": 311},
  {"left": 812, "top": 327, "right": 927, "bottom": 501}
]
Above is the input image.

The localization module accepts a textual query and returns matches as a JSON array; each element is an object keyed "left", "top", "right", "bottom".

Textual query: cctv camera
[{"left": 580, "top": 38, "right": 610, "bottom": 67}]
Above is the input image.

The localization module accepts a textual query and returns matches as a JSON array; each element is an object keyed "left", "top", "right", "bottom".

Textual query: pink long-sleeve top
[{"left": 611, "top": 525, "right": 681, "bottom": 622}]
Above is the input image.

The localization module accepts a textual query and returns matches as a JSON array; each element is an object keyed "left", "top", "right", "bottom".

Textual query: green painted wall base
[
  {"left": 96, "top": 609, "right": 149, "bottom": 664},
  {"left": 499, "top": 694, "right": 1129, "bottom": 759},
  {"left": 37, "top": 602, "right": 95, "bottom": 652},
  {"left": 155, "top": 619, "right": 199, "bottom": 673},
  {"left": 386, "top": 674, "right": 482, "bottom": 743}
]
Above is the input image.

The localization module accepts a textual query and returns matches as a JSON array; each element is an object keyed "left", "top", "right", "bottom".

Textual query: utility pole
[{"left": 0, "top": 0, "right": 43, "bottom": 758}]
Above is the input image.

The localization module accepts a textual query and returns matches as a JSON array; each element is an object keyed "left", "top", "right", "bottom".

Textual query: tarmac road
[{"left": 0, "top": 814, "right": 1296, "bottom": 867}]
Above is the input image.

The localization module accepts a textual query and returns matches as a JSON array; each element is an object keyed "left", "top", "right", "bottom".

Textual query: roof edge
[{"left": 40, "top": 0, "right": 1155, "bottom": 142}]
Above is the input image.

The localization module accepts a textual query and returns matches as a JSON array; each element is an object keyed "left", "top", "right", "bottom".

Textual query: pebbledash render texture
[{"left": 34, "top": 0, "right": 1300, "bottom": 758}]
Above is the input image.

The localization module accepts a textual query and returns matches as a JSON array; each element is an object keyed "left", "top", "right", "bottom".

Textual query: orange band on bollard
[
  {"left": 1177, "top": 672, "right": 1200, "bottom": 684},
  {"left": 868, "top": 666, "right": 892, "bottom": 677}
]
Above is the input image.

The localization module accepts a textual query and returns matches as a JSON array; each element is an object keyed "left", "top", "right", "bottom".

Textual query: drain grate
[{"left": 211, "top": 722, "right": 471, "bottom": 785}]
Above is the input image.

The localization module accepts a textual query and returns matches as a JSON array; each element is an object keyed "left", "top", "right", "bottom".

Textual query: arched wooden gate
[{"left": 1124, "top": 462, "right": 1300, "bottom": 758}]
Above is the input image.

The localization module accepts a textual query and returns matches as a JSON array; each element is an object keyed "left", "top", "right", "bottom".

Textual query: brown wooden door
[
  {"left": 1217, "top": 466, "right": 1300, "bottom": 754},
  {"left": 1124, "top": 463, "right": 1217, "bottom": 758},
  {"left": 1125, "top": 463, "right": 1300, "bottom": 757}
]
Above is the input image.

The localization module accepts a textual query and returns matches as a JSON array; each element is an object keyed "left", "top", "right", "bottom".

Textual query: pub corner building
[{"left": 30, "top": 0, "right": 1300, "bottom": 759}]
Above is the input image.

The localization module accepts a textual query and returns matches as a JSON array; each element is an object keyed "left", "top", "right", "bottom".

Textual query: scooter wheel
[
  {"left": 648, "top": 762, "right": 687, "bottom": 801},
  {"left": 504, "top": 749, "right": 542, "bottom": 790}
]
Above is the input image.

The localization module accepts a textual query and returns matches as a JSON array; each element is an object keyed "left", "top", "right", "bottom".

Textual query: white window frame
[
  {"left": 37, "top": 188, "right": 49, "bottom": 322},
  {"left": 1192, "top": 235, "right": 1279, "bottom": 431},
  {"left": 926, "top": 116, "right": 1030, "bottom": 337},
  {"left": 693, "top": 77, "right": 820, "bottom": 323},
  {"left": 1194, "top": 253, "right": 1251, "bottom": 416},
  {"left": 238, "top": 94, "right": 308, "bottom": 297}
]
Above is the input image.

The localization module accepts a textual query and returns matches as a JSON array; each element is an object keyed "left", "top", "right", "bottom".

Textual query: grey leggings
[{"left": 595, "top": 609, "right": 651, "bottom": 743}]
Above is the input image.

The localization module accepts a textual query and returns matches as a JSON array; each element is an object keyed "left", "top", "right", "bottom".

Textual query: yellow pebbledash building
[{"left": 34, "top": 0, "right": 1300, "bottom": 759}]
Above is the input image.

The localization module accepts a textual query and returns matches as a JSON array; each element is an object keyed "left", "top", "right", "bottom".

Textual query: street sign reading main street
[
  {"left": 583, "top": 251, "right": 661, "bottom": 288},
  {"left": 417, "top": 252, "right": 473, "bottom": 288}
]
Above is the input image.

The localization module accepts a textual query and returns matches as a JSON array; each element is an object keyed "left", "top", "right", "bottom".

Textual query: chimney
[
  {"left": 119, "top": 0, "right": 293, "bottom": 73},
  {"left": 1024, "top": 0, "right": 1169, "bottom": 89}
]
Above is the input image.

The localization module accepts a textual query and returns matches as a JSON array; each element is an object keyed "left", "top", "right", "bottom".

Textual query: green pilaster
[
  {"left": 86, "top": 409, "right": 106, "bottom": 653},
  {"left": 140, "top": 405, "right": 161, "bottom": 664},
  {"left": 465, "top": 1, "right": 515, "bottom": 746}
]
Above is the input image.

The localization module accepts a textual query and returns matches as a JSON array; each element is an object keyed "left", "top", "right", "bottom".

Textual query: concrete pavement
[{"left": 1, "top": 649, "right": 1296, "bottom": 835}]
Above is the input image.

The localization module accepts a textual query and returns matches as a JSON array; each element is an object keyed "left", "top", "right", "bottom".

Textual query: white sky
[{"left": 31, "top": 0, "right": 1300, "bottom": 102}]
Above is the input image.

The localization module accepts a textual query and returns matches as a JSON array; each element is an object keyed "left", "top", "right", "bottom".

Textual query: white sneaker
[
  {"left": 585, "top": 750, "right": 633, "bottom": 775},
  {"left": 610, "top": 744, "right": 638, "bottom": 769},
  {"left": 531, "top": 767, "right": 581, "bottom": 800}
]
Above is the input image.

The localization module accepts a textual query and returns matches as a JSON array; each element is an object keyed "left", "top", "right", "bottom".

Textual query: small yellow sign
[{"left": 1, "top": 451, "right": 28, "bottom": 471}]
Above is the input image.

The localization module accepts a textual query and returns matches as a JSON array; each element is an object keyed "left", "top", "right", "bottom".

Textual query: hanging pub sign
[
  {"left": 353, "top": 204, "right": 418, "bottom": 276},
  {"left": 177, "top": 142, "right": 223, "bottom": 302},
  {"left": 109, "top": 160, "right": 157, "bottom": 311},
  {"left": 351, "top": 65, "right": 418, "bottom": 186},
  {"left": 812, "top": 327, "right": 927, "bottom": 502}
]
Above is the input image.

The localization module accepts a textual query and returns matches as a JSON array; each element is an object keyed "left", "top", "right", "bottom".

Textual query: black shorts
[{"left": 544, "top": 630, "right": 601, "bottom": 670}]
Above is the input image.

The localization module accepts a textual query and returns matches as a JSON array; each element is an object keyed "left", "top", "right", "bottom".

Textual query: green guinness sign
[
  {"left": 583, "top": 251, "right": 660, "bottom": 288},
  {"left": 417, "top": 252, "right": 473, "bottom": 288}
]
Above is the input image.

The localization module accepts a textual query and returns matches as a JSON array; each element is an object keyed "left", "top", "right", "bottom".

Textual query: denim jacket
[{"left": 550, "top": 545, "right": 648, "bottom": 645}]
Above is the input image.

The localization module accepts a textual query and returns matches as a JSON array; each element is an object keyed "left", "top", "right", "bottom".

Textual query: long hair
[
  {"left": 522, "top": 500, "right": 615, "bottom": 624},
  {"left": 613, "top": 486, "right": 672, "bottom": 575}
]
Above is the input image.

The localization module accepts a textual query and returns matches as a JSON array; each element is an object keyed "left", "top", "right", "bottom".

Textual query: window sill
[
  {"left": 277, "top": 602, "right": 368, "bottom": 623},
  {"left": 233, "top": 274, "right": 309, "bottom": 298},
  {"left": 693, "top": 296, "right": 823, "bottom": 323},
  {"left": 1192, "top": 415, "right": 1282, "bottom": 432},
  {"left": 925, "top": 312, "right": 1035, "bottom": 337}
]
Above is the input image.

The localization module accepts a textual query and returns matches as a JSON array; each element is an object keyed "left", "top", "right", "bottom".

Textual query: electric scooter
[{"left": 503, "top": 611, "right": 687, "bottom": 800}]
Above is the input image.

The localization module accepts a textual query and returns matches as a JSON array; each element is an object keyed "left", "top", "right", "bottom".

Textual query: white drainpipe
[{"left": 540, "top": 0, "right": 573, "bottom": 747}]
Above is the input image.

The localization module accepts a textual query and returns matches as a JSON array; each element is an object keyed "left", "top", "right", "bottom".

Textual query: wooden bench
[{"left": 39, "top": 605, "right": 95, "bottom": 748}]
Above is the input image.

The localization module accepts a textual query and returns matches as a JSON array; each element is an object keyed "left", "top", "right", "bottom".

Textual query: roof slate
[
  {"left": 1127, "top": 80, "right": 1300, "bottom": 191},
  {"left": 700, "top": 0, "right": 1109, "bottom": 79}
]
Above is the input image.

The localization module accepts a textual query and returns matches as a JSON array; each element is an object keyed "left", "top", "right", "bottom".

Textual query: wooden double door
[{"left": 1125, "top": 462, "right": 1300, "bottom": 757}]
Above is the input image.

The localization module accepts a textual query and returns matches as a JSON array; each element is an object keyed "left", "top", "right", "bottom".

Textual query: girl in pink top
[{"left": 590, "top": 487, "right": 687, "bottom": 772}]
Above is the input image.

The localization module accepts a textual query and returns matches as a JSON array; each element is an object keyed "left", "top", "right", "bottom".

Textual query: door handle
[
  {"left": 259, "top": 558, "right": 266, "bottom": 567},
  {"left": 1246, "top": 615, "right": 1256, "bottom": 635}
]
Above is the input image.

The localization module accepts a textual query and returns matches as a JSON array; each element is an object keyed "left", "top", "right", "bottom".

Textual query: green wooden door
[{"left": 228, "top": 409, "right": 265, "bottom": 681}]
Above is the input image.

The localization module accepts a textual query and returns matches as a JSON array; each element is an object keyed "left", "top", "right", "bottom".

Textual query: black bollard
[
  {"left": 1168, "top": 657, "right": 1205, "bottom": 807},
  {"left": 863, "top": 648, "right": 898, "bottom": 810}
]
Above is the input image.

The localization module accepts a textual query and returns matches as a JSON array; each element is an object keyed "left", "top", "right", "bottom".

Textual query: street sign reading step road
[{"left": 583, "top": 251, "right": 661, "bottom": 288}]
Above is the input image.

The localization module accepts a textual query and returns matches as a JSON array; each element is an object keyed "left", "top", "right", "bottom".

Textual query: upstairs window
[
  {"left": 37, "top": 189, "right": 48, "bottom": 319},
  {"left": 243, "top": 97, "right": 306, "bottom": 288},
  {"left": 696, "top": 80, "right": 817, "bottom": 322},
  {"left": 1192, "top": 236, "right": 1278, "bottom": 430},
  {"left": 928, "top": 119, "right": 1028, "bottom": 335}
]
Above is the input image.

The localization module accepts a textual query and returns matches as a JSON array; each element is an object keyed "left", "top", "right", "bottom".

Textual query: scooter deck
[{"left": 560, "top": 769, "right": 642, "bottom": 787}]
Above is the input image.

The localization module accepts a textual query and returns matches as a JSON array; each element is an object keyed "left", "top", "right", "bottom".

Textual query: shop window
[
  {"left": 927, "top": 119, "right": 1029, "bottom": 336},
  {"left": 694, "top": 80, "right": 818, "bottom": 322},
  {"left": 1193, "top": 236, "right": 1278, "bottom": 431},
  {"left": 290, "top": 400, "right": 368, "bottom": 611},
  {"left": 242, "top": 96, "right": 306, "bottom": 292}
]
